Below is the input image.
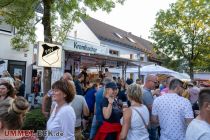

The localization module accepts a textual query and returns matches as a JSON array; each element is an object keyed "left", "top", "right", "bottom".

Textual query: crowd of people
[{"left": 0, "top": 68, "right": 210, "bottom": 140}]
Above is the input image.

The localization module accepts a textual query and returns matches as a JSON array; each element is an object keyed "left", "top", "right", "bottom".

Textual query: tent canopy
[
  {"left": 120, "top": 64, "right": 190, "bottom": 81},
  {"left": 139, "top": 64, "right": 177, "bottom": 75},
  {"left": 88, "top": 64, "right": 191, "bottom": 81}
]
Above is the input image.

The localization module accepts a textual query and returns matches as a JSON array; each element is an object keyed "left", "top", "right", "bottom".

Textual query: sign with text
[
  {"left": 64, "top": 39, "right": 108, "bottom": 55},
  {"left": 37, "top": 42, "right": 62, "bottom": 68}
]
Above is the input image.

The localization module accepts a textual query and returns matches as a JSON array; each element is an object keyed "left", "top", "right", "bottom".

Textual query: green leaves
[
  {"left": 150, "top": 0, "right": 210, "bottom": 78},
  {"left": 0, "top": 0, "right": 125, "bottom": 50},
  {"left": 0, "top": 0, "right": 39, "bottom": 50}
]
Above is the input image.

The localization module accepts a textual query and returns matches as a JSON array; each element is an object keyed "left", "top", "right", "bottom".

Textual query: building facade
[
  {"left": 64, "top": 17, "right": 161, "bottom": 81},
  {"left": 0, "top": 19, "right": 33, "bottom": 94}
]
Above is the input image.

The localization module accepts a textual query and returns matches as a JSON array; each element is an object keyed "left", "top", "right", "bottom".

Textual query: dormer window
[
  {"left": 114, "top": 32, "right": 123, "bottom": 39},
  {"left": 109, "top": 49, "right": 119, "bottom": 56},
  {"left": 126, "top": 37, "right": 136, "bottom": 43},
  {"left": 0, "top": 17, "right": 13, "bottom": 33}
]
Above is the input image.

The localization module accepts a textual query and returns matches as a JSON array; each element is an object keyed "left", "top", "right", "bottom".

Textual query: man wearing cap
[
  {"left": 152, "top": 79, "right": 194, "bottom": 140},
  {"left": 94, "top": 81, "right": 122, "bottom": 140}
]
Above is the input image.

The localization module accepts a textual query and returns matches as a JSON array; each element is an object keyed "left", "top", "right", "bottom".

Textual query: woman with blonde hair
[
  {"left": 120, "top": 84, "right": 149, "bottom": 140},
  {"left": 0, "top": 96, "right": 30, "bottom": 139}
]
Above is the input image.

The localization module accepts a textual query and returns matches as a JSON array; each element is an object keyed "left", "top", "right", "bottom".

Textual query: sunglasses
[{"left": 149, "top": 80, "right": 158, "bottom": 84}]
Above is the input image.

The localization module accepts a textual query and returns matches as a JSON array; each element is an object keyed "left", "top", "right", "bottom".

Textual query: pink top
[{"left": 160, "top": 87, "right": 169, "bottom": 96}]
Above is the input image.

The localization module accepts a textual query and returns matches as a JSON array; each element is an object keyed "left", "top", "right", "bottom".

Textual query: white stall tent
[
  {"left": 87, "top": 64, "right": 191, "bottom": 81},
  {"left": 129, "top": 64, "right": 191, "bottom": 81}
]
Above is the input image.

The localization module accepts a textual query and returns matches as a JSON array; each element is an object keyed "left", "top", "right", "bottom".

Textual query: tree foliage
[
  {"left": 0, "top": 0, "right": 38, "bottom": 50},
  {"left": 150, "top": 0, "right": 210, "bottom": 79},
  {"left": 0, "top": 0, "right": 125, "bottom": 49},
  {"left": 0, "top": 0, "right": 125, "bottom": 95}
]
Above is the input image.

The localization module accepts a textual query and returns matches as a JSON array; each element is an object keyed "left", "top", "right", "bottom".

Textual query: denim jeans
[
  {"left": 148, "top": 126, "right": 159, "bottom": 140},
  {"left": 89, "top": 115, "right": 103, "bottom": 140}
]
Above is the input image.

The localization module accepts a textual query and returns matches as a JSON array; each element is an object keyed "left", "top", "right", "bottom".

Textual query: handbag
[{"left": 132, "top": 107, "right": 148, "bottom": 129}]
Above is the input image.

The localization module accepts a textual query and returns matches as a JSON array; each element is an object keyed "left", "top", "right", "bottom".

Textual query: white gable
[{"left": 68, "top": 20, "right": 100, "bottom": 45}]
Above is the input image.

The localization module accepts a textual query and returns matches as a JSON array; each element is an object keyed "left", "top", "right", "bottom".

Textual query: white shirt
[
  {"left": 121, "top": 105, "right": 149, "bottom": 140},
  {"left": 47, "top": 104, "right": 76, "bottom": 140},
  {"left": 152, "top": 93, "right": 193, "bottom": 140},
  {"left": 186, "top": 119, "right": 210, "bottom": 140},
  {"left": 104, "top": 72, "right": 112, "bottom": 79}
]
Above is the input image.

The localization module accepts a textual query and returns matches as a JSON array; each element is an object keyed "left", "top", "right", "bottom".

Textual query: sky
[{"left": 88, "top": 0, "right": 176, "bottom": 41}]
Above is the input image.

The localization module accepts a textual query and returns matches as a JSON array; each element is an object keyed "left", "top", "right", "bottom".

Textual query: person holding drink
[{"left": 94, "top": 82, "right": 122, "bottom": 140}]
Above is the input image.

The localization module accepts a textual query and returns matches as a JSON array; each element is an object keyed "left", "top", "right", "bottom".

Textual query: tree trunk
[
  {"left": 42, "top": 0, "right": 52, "bottom": 112},
  {"left": 189, "top": 61, "right": 194, "bottom": 80}
]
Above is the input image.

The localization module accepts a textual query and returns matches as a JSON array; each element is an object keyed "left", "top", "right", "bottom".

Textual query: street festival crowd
[{"left": 0, "top": 68, "right": 209, "bottom": 140}]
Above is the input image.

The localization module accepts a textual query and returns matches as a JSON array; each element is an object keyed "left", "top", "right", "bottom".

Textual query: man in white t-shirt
[
  {"left": 104, "top": 68, "right": 112, "bottom": 79},
  {"left": 186, "top": 88, "right": 210, "bottom": 140},
  {"left": 152, "top": 79, "right": 194, "bottom": 140}
]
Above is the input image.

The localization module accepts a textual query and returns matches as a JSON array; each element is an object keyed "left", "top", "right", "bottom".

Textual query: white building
[
  {"left": 64, "top": 17, "right": 161, "bottom": 81},
  {"left": 0, "top": 15, "right": 161, "bottom": 94},
  {"left": 0, "top": 19, "right": 33, "bottom": 94}
]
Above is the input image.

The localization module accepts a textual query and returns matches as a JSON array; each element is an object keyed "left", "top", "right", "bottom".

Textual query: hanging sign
[{"left": 37, "top": 42, "right": 62, "bottom": 68}]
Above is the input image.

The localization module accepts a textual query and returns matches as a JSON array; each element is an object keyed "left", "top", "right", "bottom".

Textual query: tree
[
  {"left": 150, "top": 0, "right": 210, "bottom": 79},
  {"left": 0, "top": 0, "right": 125, "bottom": 110}
]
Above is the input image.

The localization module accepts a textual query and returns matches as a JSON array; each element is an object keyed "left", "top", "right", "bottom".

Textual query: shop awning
[{"left": 65, "top": 50, "right": 140, "bottom": 68}]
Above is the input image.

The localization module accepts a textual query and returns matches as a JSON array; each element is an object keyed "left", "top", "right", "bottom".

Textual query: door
[{"left": 8, "top": 60, "right": 26, "bottom": 83}]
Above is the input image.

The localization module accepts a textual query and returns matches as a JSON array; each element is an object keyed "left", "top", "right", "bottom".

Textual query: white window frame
[
  {"left": 114, "top": 32, "right": 123, "bottom": 39},
  {"left": 126, "top": 37, "right": 136, "bottom": 43}
]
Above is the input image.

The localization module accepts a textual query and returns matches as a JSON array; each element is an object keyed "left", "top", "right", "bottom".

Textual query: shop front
[{"left": 63, "top": 38, "right": 139, "bottom": 81}]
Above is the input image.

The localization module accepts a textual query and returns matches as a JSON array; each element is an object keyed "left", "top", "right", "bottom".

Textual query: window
[
  {"left": 109, "top": 49, "right": 119, "bottom": 56},
  {"left": 130, "top": 54, "right": 133, "bottom": 59},
  {"left": 126, "top": 37, "right": 136, "bottom": 43},
  {"left": 0, "top": 17, "right": 13, "bottom": 33},
  {"left": 140, "top": 56, "right": 144, "bottom": 61},
  {"left": 114, "top": 32, "right": 123, "bottom": 39}
]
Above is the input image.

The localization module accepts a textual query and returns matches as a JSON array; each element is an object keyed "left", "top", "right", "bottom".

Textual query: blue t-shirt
[
  {"left": 74, "top": 80, "right": 84, "bottom": 95},
  {"left": 142, "top": 88, "right": 154, "bottom": 106},
  {"left": 85, "top": 87, "right": 97, "bottom": 113},
  {"left": 117, "top": 89, "right": 127, "bottom": 102},
  {"left": 95, "top": 87, "right": 104, "bottom": 123}
]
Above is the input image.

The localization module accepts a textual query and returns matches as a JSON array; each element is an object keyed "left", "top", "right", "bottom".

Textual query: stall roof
[{"left": 65, "top": 50, "right": 139, "bottom": 68}]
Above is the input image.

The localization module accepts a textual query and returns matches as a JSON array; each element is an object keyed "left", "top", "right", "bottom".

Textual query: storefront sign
[
  {"left": 37, "top": 42, "right": 62, "bottom": 68},
  {"left": 74, "top": 42, "right": 97, "bottom": 53},
  {"left": 64, "top": 39, "right": 108, "bottom": 55}
]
